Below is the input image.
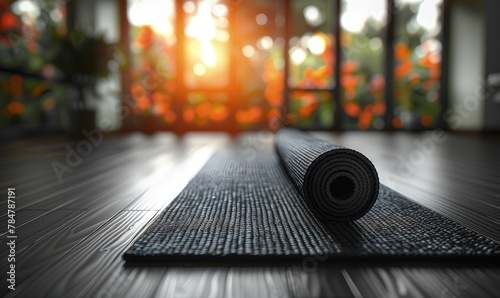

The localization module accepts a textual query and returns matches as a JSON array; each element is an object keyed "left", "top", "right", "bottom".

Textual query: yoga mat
[{"left": 124, "top": 131, "right": 500, "bottom": 262}]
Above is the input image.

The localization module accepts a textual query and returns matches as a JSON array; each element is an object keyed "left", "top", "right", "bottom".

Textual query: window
[{"left": 124, "top": 0, "right": 445, "bottom": 133}]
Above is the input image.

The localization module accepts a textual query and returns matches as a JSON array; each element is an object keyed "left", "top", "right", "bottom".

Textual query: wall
[
  {"left": 448, "top": 0, "right": 485, "bottom": 130},
  {"left": 484, "top": 0, "right": 500, "bottom": 131}
]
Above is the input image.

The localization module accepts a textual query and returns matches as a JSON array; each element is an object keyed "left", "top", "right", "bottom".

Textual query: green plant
[{"left": 46, "top": 27, "right": 116, "bottom": 109}]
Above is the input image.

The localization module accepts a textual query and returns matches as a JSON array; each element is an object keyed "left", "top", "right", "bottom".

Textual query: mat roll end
[
  {"left": 304, "top": 148, "right": 379, "bottom": 222},
  {"left": 275, "top": 128, "right": 379, "bottom": 222}
]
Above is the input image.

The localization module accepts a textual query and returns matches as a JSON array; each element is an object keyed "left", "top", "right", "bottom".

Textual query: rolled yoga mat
[
  {"left": 124, "top": 130, "right": 500, "bottom": 262},
  {"left": 275, "top": 128, "right": 379, "bottom": 222}
]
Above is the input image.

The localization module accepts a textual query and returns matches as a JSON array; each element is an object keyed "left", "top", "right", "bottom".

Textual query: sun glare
[
  {"left": 128, "top": 0, "right": 174, "bottom": 36},
  {"left": 308, "top": 34, "right": 326, "bottom": 55},
  {"left": 129, "top": 0, "right": 225, "bottom": 68},
  {"left": 200, "top": 43, "right": 217, "bottom": 67},
  {"left": 193, "top": 63, "right": 207, "bottom": 76},
  {"left": 184, "top": 0, "right": 223, "bottom": 68}
]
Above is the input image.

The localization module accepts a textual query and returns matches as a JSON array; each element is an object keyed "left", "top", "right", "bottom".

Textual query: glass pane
[
  {"left": 393, "top": 0, "right": 442, "bottom": 129},
  {"left": 288, "top": 91, "right": 334, "bottom": 128},
  {"left": 289, "top": 0, "right": 335, "bottom": 89},
  {"left": 234, "top": 0, "right": 285, "bottom": 130},
  {"left": 128, "top": 0, "right": 177, "bottom": 123},
  {"left": 183, "top": 0, "right": 229, "bottom": 89},
  {"left": 340, "top": 0, "right": 387, "bottom": 130},
  {"left": 182, "top": 92, "right": 229, "bottom": 126}
]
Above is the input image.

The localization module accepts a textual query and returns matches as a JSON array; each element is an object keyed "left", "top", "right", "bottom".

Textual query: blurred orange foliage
[{"left": 6, "top": 101, "right": 25, "bottom": 115}]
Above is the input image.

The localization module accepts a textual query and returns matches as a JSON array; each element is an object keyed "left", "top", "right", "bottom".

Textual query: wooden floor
[{"left": 1, "top": 131, "right": 499, "bottom": 297}]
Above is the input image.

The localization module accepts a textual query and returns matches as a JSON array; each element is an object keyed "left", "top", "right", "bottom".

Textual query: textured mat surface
[{"left": 124, "top": 147, "right": 500, "bottom": 262}]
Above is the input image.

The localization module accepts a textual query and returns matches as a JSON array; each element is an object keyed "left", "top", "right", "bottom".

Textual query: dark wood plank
[
  {"left": 118, "top": 268, "right": 169, "bottom": 298},
  {"left": 154, "top": 268, "right": 228, "bottom": 298},
  {"left": 0, "top": 140, "right": 155, "bottom": 219},
  {"left": 341, "top": 266, "right": 500, "bottom": 297},
  {"left": 286, "top": 268, "right": 355, "bottom": 298},
  {"left": 0, "top": 207, "right": 145, "bottom": 297},
  {"left": 0, "top": 210, "right": 84, "bottom": 294},
  {"left": 224, "top": 268, "right": 290, "bottom": 298},
  {"left": 0, "top": 209, "right": 83, "bottom": 251},
  {"left": 20, "top": 143, "right": 171, "bottom": 210},
  {"left": 13, "top": 157, "right": 161, "bottom": 213},
  {"left": 344, "top": 267, "right": 423, "bottom": 298},
  {"left": 5, "top": 211, "right": 157, "bottom": 297},
  {"left": 0, "top": 135, "right": 137, "bottom": 192},
  {"left": 125, "top": 145, "right": 218, "bottom": 211}
]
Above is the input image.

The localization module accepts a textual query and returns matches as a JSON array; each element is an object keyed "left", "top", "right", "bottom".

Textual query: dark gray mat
[{"left": 124, "top": 147, "right": 500, "bottom": 262}]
